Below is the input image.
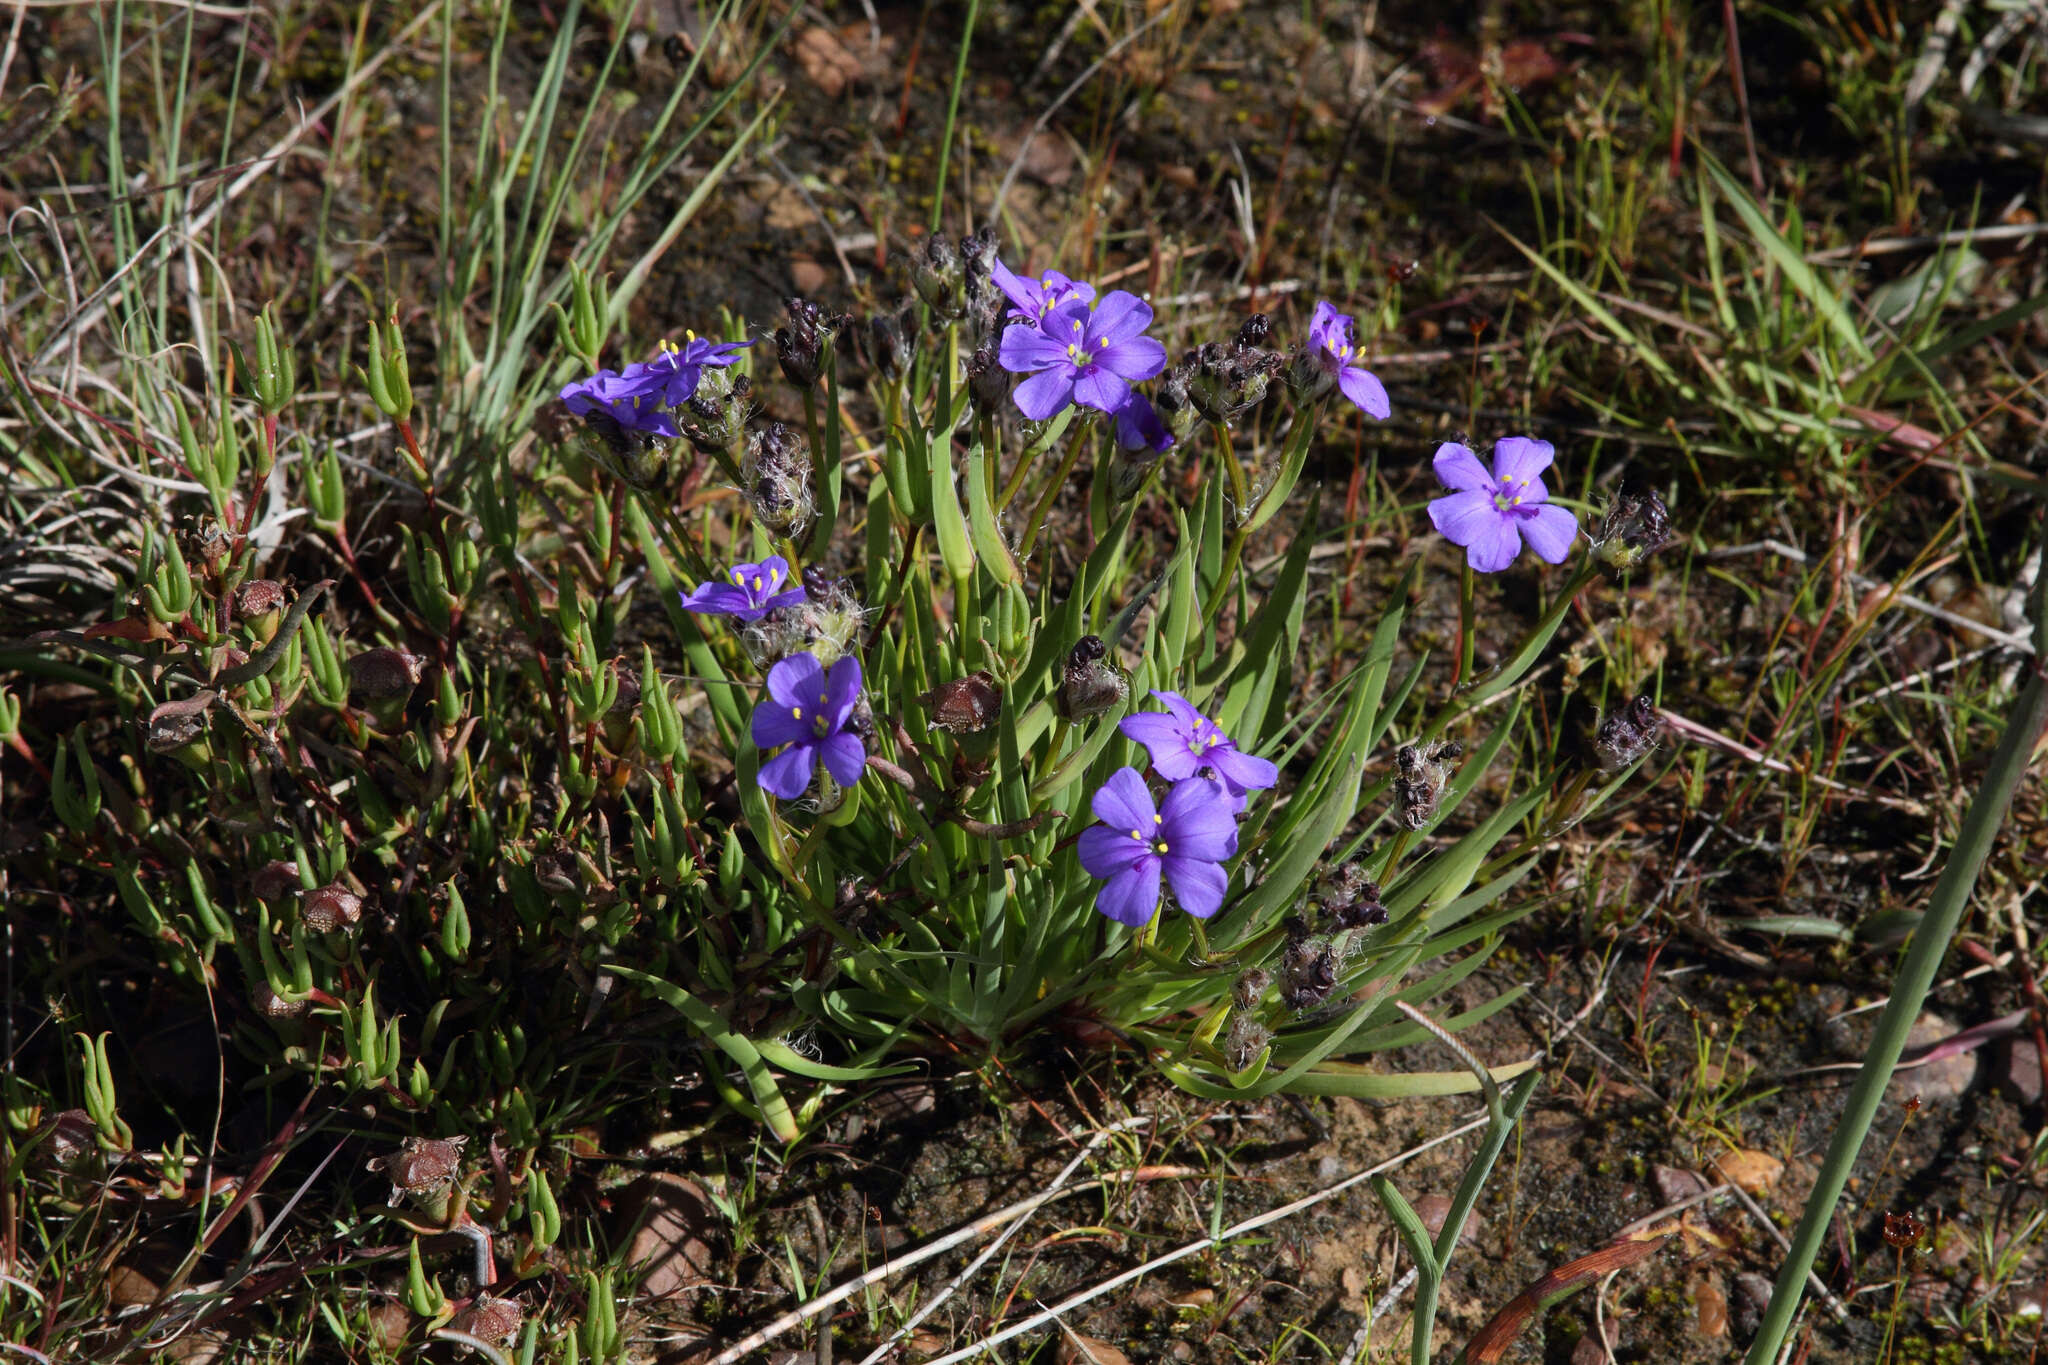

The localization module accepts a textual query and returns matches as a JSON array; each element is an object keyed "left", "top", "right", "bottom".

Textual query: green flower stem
[
  {"left": 1421, "top": 556, "right": 1601, "bottom": 743},
  {"left": 1213, "top": 420, "right": 1249, "bottom": 513},
  {"left": 1453, "top": 559, "right": 1477, "bottom": 688},
  {"left": 1744, "top": 515, "right": 2048, "bottom": 1365},
  {"left": 928, "top": 0, "right": 980, "bottom": 233},
  {"left": 998, "top": 409, "right": 1075, "bottom": 512},
  {"left": 1016, "top": 431, "right": 1087, "bottom": 562}
]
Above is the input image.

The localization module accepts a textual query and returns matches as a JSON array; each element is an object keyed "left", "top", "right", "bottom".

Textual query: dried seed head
[
  {"left": 143, "top": 697, "right": 212, "bottom": 755},
  {"left": 677, "top": 374, "right": 752, "bottom": 456},
  {"left": 369, "top": 1135, "right": 468, "bottom": 1205},
  {"left": 251, "top": 860, "right": 303, "bottom": 902},
  {"left": 1593, "top": 486, "right": 1673, "bottom": 571},
  {"left": 920, "top": 671, "right": 1002, "bottom": 734},
  {"left": 349, "top": 648, "right": 424, "bottom": 704},
  {"left": 959, "top": 226, "right": 1003, "bottom": 339},
  {"left": 1182, "top": 332, "right": 1283, "bottom": 425},
  {"left": 741, "top": 422, "right": 815, "bottom": 538},
  {"left": 300, "top": 882, "right": 363, "bottom": 932},
  {"left": 1232, "top": 967, "right": 1272, "bottom": 1010},
  {"left": 1054, "top": 636, "right": 1128, "bottom": 722},
  {"left": 450, "top": 1294, "right": 524, "bottom": 1344},
  {"left": 1225, "top": 1014, "right": 1272, "bottom": 1072},
  {"left": 1593, "top": 695, "right": 1663, "bottom": 771},
  {"left": 1279, "top": 935, "right": 1339, "bottom": 1012}
]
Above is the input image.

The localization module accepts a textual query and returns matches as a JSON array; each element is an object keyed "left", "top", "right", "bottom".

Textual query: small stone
[
  {"left": 1653, "top": 1164, "right": 1710, "bottom": 1204},
  {"left": 2000, "top": 1039, "right": 2043, "bottom": 1107},
  {"left": 1893, "top": 1012, "right": 1980, "bottom": 1103},
  {"left": 1693, "top": 1273, "right": 1729, "bottom": 1337},
  {"left": 108, "top": 1264, "right": 160, "bottom": 1308},
  {"left": 789, "top": 257, "right": 830, "bottom": 295},
  {"left": 1058, "top": 1336, "right": 1132, "bottom": 1365},
  {"left": 618, "top": 1174, "right": 719, "bottom": 1297},
  {"left": 1412, "top": 1193, "right": 1454, "bottom": 1238},
  {"left": 1709, "top": 1148, "right": 1784, "bottom": 1196},
  {"left": 1731, "top": 1272, "right": 1774, "bottom": 1339}
]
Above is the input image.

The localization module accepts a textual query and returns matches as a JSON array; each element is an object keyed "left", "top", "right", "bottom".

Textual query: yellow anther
[{"left": 792, "top": 706, "right": 803, "bottom": 720}]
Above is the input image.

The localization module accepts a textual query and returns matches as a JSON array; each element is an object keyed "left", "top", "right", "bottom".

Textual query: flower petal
[
  {"left": 818, "top": 731, "right": 867, "bottom": 787},
  {"left": 1078, "top": 825, "right": 1148, "bottom": 879},
  {"left": 1089, "top": 766, "right": 1157, "bottom": 833},
  {"left": 998, "top": 322, "right": 1070, "bottom": 374},
  {"left": 1097, "top": 336, "right": 1167, "bottom": 383},
  {"left": 1490, "top": 436, "right": 1555, "bottom": 487},
  {"left": 1159, "top": 777, "right": 1238, "bottom": 861},
  {"left": 1013, "top": 368, "right": 1076, "bottom": 421},
  {"left": 1210, "top": 747, "right": 1279, "bottom": 795},
  {"left": 757, "top": 743, "right": 816, "bottom": 800},
  {"left": 990, "top": 256, "right": 1038, "bottom": 315},
  {"left": 765, "top": 652, "right": 825, "bottom": 709},
  {"left": 1086, "top": 290, "right": 1154, "bottom": 346},
  {"left": 1337, "top": 365, "right": 1390, "bottom": 421},
  {"left": 1072, "top": 367, "right": 1131, "bottom": 416},
  {"left": 1431, "top": 442, "right": 1494, "bottom": 492},
  {"left": 680, "top": 582, "right": 749, "bottom": 616},
  {"left": 1428, "top": 489, "right": 1504, "bottom": 548},
  {"left": 1112, "top": 393, "right": 1172, "bottom": 452},
  {"left": 751, "top": 698, "right": 810, "bottom": 749},
  {"left": 823, "top": 654, "right": 864, "bottom": 727},
  {"left": 1120, "top": 711, "right": 1198, "bottom": 780},
  {"left": 1464, "top": 514, "right": 1523, "bottom": 573},
  {"left": 1517, "top": 502, "right": 1580, "bottom": 564},
  {"left": 1162, "top": 856, "right": 1229, "bottom": 918},
  {"left": 1095, "top": 860, "right": 1163, "bottom": 927}
]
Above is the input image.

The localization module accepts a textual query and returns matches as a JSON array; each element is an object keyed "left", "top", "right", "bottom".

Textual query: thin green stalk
[
  {"left": 929, "top": 0, "right": 982, "bottom": 234},
  {"left": 1744, "top": 513, "right": 2048, "bottom": 1365},
  {"left": 1454, "top": 560, "right": 1477, "bottom": 687},
  {"left": 1421, "top": 557, "right": 1600, "bottom": 743},
  {"left": 1016, "top": 433, "right": 1087, "bottom": 561}
]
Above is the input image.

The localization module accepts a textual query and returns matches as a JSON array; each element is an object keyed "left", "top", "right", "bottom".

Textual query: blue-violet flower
[
  {"left": 681, "top": 555, "right": 806, "bottom": 622},
  {"left": 1306, "top": 300, "right": 1391, "bottom": 420},
  {"left": 1077, "top": 767, "right": 1238, "bottom": 926},
  {"left": 999, "top": 294, "right": 1168, "bottom": 423},
  {"left": 751, "top": 651, "right": 865, "bottom": 800},
  {"left": 1112, "top": 393, "right": 1173, "bottom": 453},
  {"left": 1119, "top": 690, "right": 1277, "bottom": 809},
  {"left": 990, "top": 257, "right": 1096, "bottom": 323},
  {"left": 559, "top": 368, "right": 679, "bottom": 439},
  {"left": 1426, "top": 437, "right": 1579, "bottom": 573}
]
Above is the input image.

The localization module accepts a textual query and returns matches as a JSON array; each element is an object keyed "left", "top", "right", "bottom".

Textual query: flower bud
[
  {"left": 965, "top": 335, "right": 1009, "bottom": 412},
  {"left": 250, "top": 980, "right": 308, "bottom": 1019},
  {"left": 1318, "top": 863, "right": 1386, "bottom": 930},
  {"left": 919, "top": 670, "right": 1001, "bottom": 734},
  {"left": 450, "top": 1295, "right": 523, "bottom": 1345},
  {"left": 1183, "top": 333, "right": 1283, "bottom": 425},
  {"left": 741, "top": 422, "right": 815, "bottom": 538},
  {"left": 349, "top": 648, "right": 424, "bottom": 704},
  {"left": 369, "top": 1134, "right": 468, "bottom": 1206},
  {"left": 911, "top": 234, "right": 964, "bottom": 318},
  {"left": 1053, "top": 636, "right": 1128, "bottom": 722},
  {"left": 251, "top": 859, "right": 303, "bottom": 903},
  {"left": 678, "top": 374, "right": 752, "bottom": 456},
  {"left": 959, "top": 226, "right": 1002, "bottom": 339},
  {"left": 301, "top": 882, "right": 363, "bottom": 932},
  {"left": 234, "top": 579, "right": 287, "bottom": 644},
  {"left": 775, "top": 297, "right": 844, "bottom": 389},
  {"left": 865, "top": 308, "right": 915, "bottom": 381},
  {"left": 1593, "top": 486, "right": 1672, "bottom": 571},
  {"left": 1392, "top": 740, "right": 1461, "bottom": 831},
  {"left": 1278, "top": 918, "right": 1338, "bottom": 1011},
  {"left": 1594, "top": 695, "right": 1663, "bottom": 771}
]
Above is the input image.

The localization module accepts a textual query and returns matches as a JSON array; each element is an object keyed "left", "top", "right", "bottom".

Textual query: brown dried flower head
[
  {"left": 369, "top": 1135, "right": 469, "bottom": 1205},
  {"left": 300, "top": 882, "right": 363, "bottom": 932}
]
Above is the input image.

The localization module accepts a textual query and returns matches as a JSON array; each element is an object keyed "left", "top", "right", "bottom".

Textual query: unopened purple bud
[
  {"left": 1594, "top": 695, "right": 1663, "bottom": 770},
  {"left": 1054, "top": 636, "right": 1128, "bottom": 722}
]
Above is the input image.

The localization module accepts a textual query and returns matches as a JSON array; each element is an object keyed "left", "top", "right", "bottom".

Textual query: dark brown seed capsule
[
  {"left": 251, "top": 860, "right": 302, "bottom": 902},
  {"left": 369, "top": 1135, "right": 469, "bottom": 1205},
  {"left": 349, "top": 648, "right": 424, "bottom": 703},
  {"left": 921, "top": 671, "right": 1002, "bottom": 734},
  {"left": 301, "top": 883, "right": 363, "bottom": 932}
]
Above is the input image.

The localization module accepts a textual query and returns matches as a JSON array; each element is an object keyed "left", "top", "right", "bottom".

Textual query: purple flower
[
  {"left": 751, "top": 651, "right": 866, "bottom": 800},
  {"left": 998, "top": 295, "right": 1168, "bottom": 423},
  {"left": 1119, "top": 690, "right": 1277, "bottom": 809},
  {"left": 633, "top": 334, "right": 752, "bottom": 405},
  {"left": 1077, "top": 768, "right": 1239, "bottom": 926},
  {"left": 559, "top": 368, "right": 680, "bottom": 438},
  {"left": 680, "top": 555, "right": 806, "bottom": 622},
  {"left": 1426, "top": 437, "right": 1579, "bottom": 574},
  {"left": 1307, "top": 301, "right": 1390, "bottom": 420},
  {"left": 1112, "top": 393, "right": 1173, "bottom": 453},
  {"left": 990, "top": 256, "right": 1096, "bottom": 323}
]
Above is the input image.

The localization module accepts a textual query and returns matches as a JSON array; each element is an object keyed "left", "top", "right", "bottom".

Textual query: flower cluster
[
  {"left": 558, "top": 333, "right": 751, "bottom": 439},
  {"left": 1077, "top": 691, "right": 1279, "bottom": 926}
]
